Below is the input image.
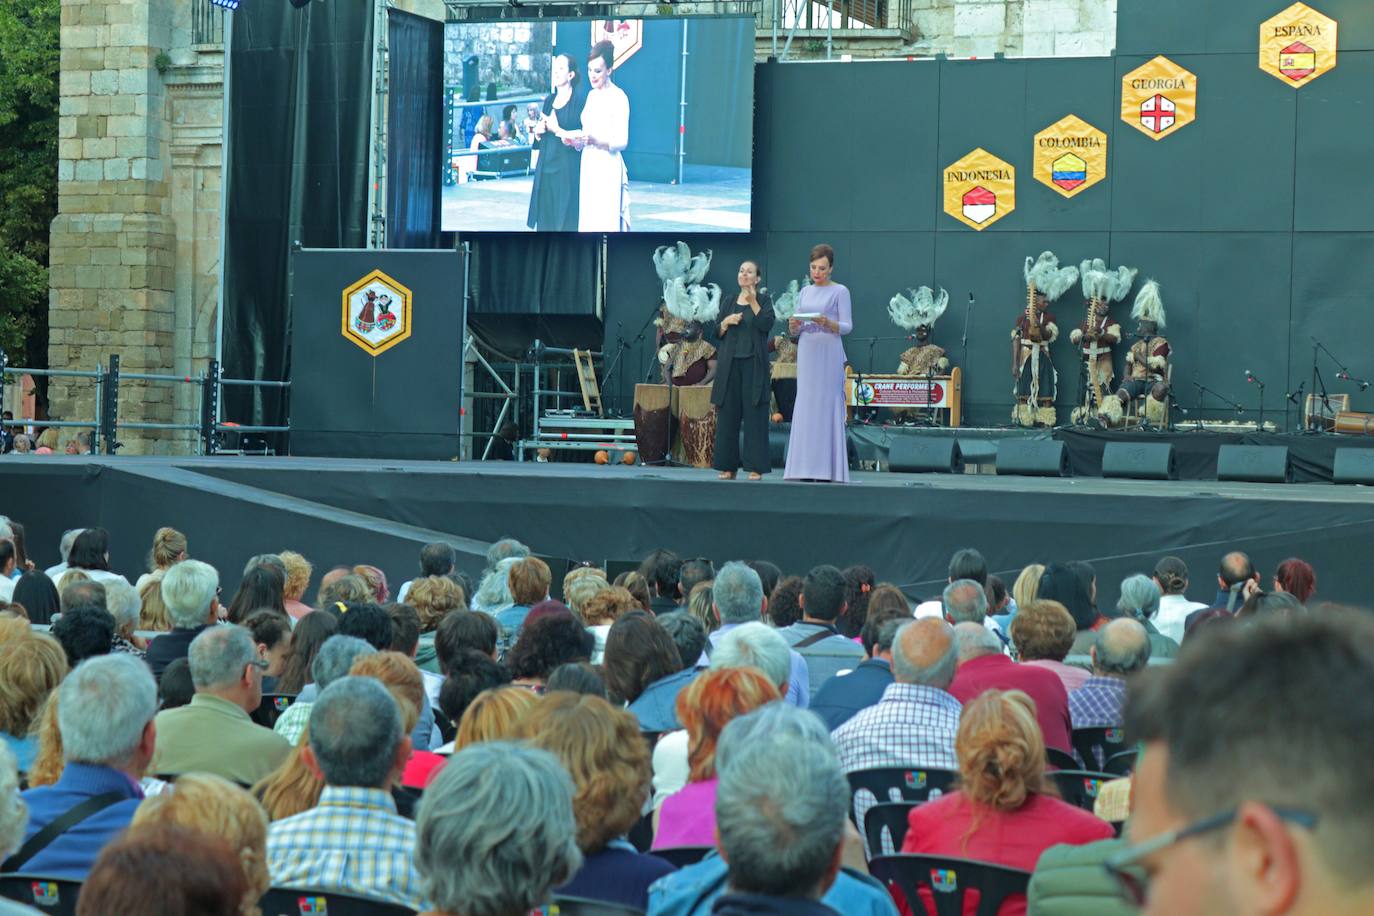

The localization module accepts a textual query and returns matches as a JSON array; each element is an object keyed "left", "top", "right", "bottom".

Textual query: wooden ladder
[{"left": 573, "top": 349, "right": 603, "bottom": 416}]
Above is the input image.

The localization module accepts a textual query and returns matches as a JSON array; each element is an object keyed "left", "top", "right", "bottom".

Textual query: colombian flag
[{"left": 1052, "top": 153, "right": 1088, "bottom": 191}]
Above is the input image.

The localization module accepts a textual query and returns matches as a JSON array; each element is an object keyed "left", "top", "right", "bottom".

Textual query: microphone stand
[
  {"left": 1308, "top": 338, "right": 1332, "bottom": 433},
  {"left": 598, "top": 321, "right": 630, "bottom": 416},
  {"left": 1250, "top": 377, "right": 1265, "bottom": 432},
  {"left": 961, "top": 293, "right": 973, "bottom": 388},
  {"left": 1193, "top": 381, "right": 1246, "bottom": 417}
]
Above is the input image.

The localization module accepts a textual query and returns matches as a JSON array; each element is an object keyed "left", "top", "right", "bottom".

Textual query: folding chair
[
  {"left": 0, "top": 874, "right": 83, "bottom": 916},
  {"left": 862, "top": 801, "right": 922, "bottom": 857},
  {"left": 869, "top": 854, "right": 1031, "bottom": 916},
  {"left": 258, "top": 887, "right": 417, "bottom": 916},
  {"left": 1071, "top": 726, "right": 1128, "bottom": 771},
  {"left": 1048, "top": 769, "right": 1116, "bottom": 812}
]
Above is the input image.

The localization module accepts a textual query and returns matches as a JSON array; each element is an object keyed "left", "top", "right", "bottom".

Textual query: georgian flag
[
  {"left": 962, "top": 186, "right": 996, "bottom": 224},
  {"left": 1140, "top": 94, "right": 1176, "bottom": 134}
]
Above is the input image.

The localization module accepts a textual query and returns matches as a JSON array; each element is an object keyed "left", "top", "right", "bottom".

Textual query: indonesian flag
[
  {"left": 962, "top": 186, "right": 996, "bottom": 224},
  {"left": 1140, "top": 94, "right": 1176, "bottom": 134},
  {"left": 1280, "top": 41, "right": 1317, "bottom": 81}
]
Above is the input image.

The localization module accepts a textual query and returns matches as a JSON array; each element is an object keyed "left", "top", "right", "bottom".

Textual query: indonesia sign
[
  {"left": 943, "top": 149, "right": 1015, "bottom": 231},
  {"left": 1260, "top": 3, "right": 1336, "bottom": 87},
  {"left": 1121, "top": 56, "right": 1196, "bottom": 141},
  {"left": 342, "top": 269, "right": 412, "bottom": 356},
  {"left": 1033, "top": 115, "right": 1107, "bottom": 199}
]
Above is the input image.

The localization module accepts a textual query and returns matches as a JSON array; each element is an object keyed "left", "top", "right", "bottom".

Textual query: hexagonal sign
[
  {"left": 341, "top": 269, "right": 412, "bottom": 357},
  {"left": 591, "top": 19, "right": 644, "bottom": 69},
  {"left": 1033, "top": 115, "right": 1107, "bottom": 199},
  {"left": 1121, "top": 56, "right": 1197, "bottom": 141},
  {"left": 1260, "top": 3, "right": 1337, "bottom": 88},
  {"left": 942, "top": 148, "right": 1015, "bottom": 231}
]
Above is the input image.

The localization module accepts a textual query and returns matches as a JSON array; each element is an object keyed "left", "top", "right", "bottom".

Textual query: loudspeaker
[
  {"left": 1333, "top": 448, "right": 1374, "bottom": 484},
  {"left": 1102, "top": 442, "right": 1176, "bottom": 480},
  {"left": 1216, "top": 445, "right": 1291, "bottom": 483},
  {"left": 888, "top": 438, "right": 963, "bottom": 474},
  {"left": 995, "top": 440, "right": 1069, "bottom": 477}
]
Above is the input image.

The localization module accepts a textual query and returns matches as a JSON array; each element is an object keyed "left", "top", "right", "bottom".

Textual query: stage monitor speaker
[
  {"left": 1102, "top": 442, "right": 1176, "bottom": 480},
  {"left": 995, "top": 440, "right": 1068, "bottom": 477},
  {"left": 1333, "top": 448, "right": 1374, "bottom": 484},
  {"left": 1217, "top": 445, "right": 1291, "bottom": 484},
  {"left": 888, "top": 438, "right": 963, "bottom": 474}
]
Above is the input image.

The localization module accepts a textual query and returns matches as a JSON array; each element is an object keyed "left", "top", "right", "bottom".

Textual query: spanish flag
[{"left": 1280, "top": 41, "right": 1316, "bottom": 81}]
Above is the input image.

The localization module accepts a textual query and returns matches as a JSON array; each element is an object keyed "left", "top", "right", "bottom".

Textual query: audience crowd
[{"left": 0, "top": 515, "right": 1366, "bottom": 916}]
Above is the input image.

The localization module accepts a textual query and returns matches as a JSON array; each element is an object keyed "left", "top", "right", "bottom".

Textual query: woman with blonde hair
[
  {"left": 520, "top": 692, "right": 673, "bottom": 910},
  {"left": 131, "top": 773, "right": 270, "bottom": 916},
  {"left": 352, "top": 564, "right": 390, "bottom": 604},
  {"left": 453, "top": 686, "right": 540, "bottom": 752},
  {"left": 1012, "top": 563, "right": 1045, "bottom": 612},
  {"left": 409, "top": 575, "right": 468, "bottom": 633},
  {"left": 899, "top": 689, "right": 1113, "bottom": 915},
  {"left": 137, "top": 570, "right": 172, "bottom": 631},
  {"left": 136, "top": 527, "right": 187, "bottom": 591},
  {"left": 0, "top": 632, "right": 68, "bottom": 771},
  {"left": 652, "top": 667, "right": 779, "bottom": 849},
  {"left": 580, "top": 586, "right": 638, "bottom": 664},
  {"left": 279, "top": 550, "right": 314, "bottom": 620},
  {"left": 687, "top": 580, "right": 718, "bottom": 635}
]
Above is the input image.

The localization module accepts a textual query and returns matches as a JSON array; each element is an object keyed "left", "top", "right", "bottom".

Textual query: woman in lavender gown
[{"left": 784, "top": 243, "right": 852, "bottom": 483}]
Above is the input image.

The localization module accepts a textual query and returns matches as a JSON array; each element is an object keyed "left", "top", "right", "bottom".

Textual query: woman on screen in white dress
[{"left": 569, "top": 40, "right": 630, "bottom": 232}]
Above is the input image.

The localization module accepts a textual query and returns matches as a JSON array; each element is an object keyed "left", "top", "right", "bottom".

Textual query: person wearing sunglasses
[{"left": 1100, "top": 611, "right": 1374, "bottom": 914}]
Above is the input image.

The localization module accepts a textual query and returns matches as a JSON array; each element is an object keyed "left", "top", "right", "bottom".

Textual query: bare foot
[
  {"left": 747, "top": 472, "right": 763, "bottom": 481},
  {"left": 718, "top": 471, "right": 736, "bottom": 480}
]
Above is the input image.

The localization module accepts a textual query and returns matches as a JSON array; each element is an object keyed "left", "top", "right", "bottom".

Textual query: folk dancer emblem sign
[
  {"left": 1121, "top": 56, "right": 1196, "bottom": 141},
  {"left": 1033, "top": 115, "right": 1107, "bottom": 199},
  {"left": 943, "top": 148, "right": 1016, "bottom": 231},
  {"left": 1260, "top": 3, "right": 1337, "bottom": 87},
  {"left": 341, "top": 269, "right": 412, "bottom": 357},
  {"left": 590, "top": 20, "right": 644, "bottom": 69}
]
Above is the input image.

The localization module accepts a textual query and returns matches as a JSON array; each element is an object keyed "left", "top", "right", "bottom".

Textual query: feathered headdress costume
[
  {"left": 888, "top": 286, "right": 949, "bottom": 331},
  {"left": 1130, "top": 280, "right": 1166, "bottom": 329},
  {"left": 769, "top": 278, "right": 808, "bottom": 321},
  {"left": 1023, "top": 251, "right": 1079, "bottom": 302},
  {"left": 1079, "top": 259, "right": 1137, "bottom": 304},
  {"left": 654, "top": 243, "right": 720, "bottom": 323}
]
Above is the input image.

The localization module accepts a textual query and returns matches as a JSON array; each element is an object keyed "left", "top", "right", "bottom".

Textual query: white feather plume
[
  {"left": 653, "top": 242, "right": 692, "bottom": 283},
  {"left": 1130, "top": 279, "right": 1166, "bottom": 328},
  {"left": 686, "top": 249, "right": 713, "bottom": 286},
  {"left": 662, "top": 278, "right": 722, "bottom": 323},
  {"left": 1024, "top": 251, "right": 1079, "bottom": 303},
  {"left": 1079, "top": 258, "right": 1138, "bottom": 303},
  {"left": 769, "top": 279, "right": 806, "bottom": 320},
  {"left": 889, "top": 286, "right": 949, "bottom": 330}
]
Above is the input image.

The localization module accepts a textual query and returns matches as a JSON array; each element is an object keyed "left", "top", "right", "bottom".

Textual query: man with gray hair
[
  {"left": 268, "top": 676, "right": 424, "bottom": 910},
  {"left": 1068, "top": 617, "right": 1150, "bottom": 733},
  {"left": 712, "top": 622, "right": 792, "bottom": 694},
  {"left": 648, "top": 704, "right": 900, "bottom": 915},
  {"left": 272, "top": 634, "right": 377, "bottom": 746},
  {"left": 485, "top": 536, "right": 529, "bottom": 574},
  {"left": 713, "top": 722, "right": 850, "bottom": 912},
  {"left": 14, "top": 655, "right": 158, "bottom": 877},
  {"left": 831, "top": 619, "right": 960, "bottom": 775},
  {"left": 417, "top": 742, "right": 582, "bottom": 916},
  {"left": 707, "top": 561, "right": 809, "bottom": 707},
  {"left": 949, "top": 620, "right": 1073, "bottom": 754},
  {"left": 144, "top": 558, "right": 221, "bottom": 679},
  {"left": 149, "top": 624, "right": 289, "bottom": 785},
  {"left": 43, "top": 528, "right": 84, "bottom": 581}
]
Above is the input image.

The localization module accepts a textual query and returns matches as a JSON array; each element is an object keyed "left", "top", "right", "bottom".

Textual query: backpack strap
[{"left": 1, "top": 791, "right": 126, "bottom": 872}]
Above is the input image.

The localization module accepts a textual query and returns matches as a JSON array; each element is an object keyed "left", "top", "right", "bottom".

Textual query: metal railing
[
  {"left": 0, "top": 353, "right": 288, "bottom": 456},
  {"left": 192, "top": 0, "right": 225, "bottom": 47}
]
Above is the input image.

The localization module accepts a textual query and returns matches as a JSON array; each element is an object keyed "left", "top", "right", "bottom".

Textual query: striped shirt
[{"left": 267, "top": 786, "right": 426, "bottom": 911}]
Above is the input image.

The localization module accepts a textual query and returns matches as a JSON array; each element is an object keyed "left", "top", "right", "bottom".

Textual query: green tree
[{"left": 0, "top": 0, "right": 59, "bottom": 365}]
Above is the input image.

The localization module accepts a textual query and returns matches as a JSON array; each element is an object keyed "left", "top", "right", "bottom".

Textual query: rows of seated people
[{"left": 0, "top": 517, "right": 1362, "bottom": 916}]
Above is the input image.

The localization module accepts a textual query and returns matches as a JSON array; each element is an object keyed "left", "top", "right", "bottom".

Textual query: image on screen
[{"left": 441, "top": 16, "right": 755, "bottom": 234}]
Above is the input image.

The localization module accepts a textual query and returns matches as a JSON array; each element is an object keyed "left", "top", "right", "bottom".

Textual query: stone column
[{"left": 50, "top": 0, "right": 179, "bottom": 454}]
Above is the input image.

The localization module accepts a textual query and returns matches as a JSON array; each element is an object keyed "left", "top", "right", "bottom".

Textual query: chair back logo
[
  {"left": 904, "top": 770, "right": 929, "bottom": 790},
  {"left": 930, "top": 868, "right": 959, "bottom": 893},
  {"left": 30, "top": 881, "right": 60, "bottom": 905},
  {"left": 297, "top": 895, "right": 328, "bottom": 914}
]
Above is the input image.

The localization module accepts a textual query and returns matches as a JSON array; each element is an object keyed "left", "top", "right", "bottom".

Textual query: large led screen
[{"left": 441, "top": 17, "right": 755, "bottom": 233}]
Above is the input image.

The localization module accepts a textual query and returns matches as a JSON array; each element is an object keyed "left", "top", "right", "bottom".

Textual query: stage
[{"left": 4, "top": 451, "right": 1370, "bottom": 609}]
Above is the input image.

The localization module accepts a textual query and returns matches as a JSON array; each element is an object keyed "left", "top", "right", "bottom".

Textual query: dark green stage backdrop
[{"left": 600, "top": 0, "right": 1374, "bottom": 427}]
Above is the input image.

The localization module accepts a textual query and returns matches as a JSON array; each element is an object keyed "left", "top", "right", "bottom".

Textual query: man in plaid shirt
[
  {"left": 267, "top": 676, "right": 426, "bottom": 911},
  {"left": 831, "top": 619, "right": 961, "bottom": 841},
  {"left": 1069, "top": 619, "right": 1151, "bottom": 767}
]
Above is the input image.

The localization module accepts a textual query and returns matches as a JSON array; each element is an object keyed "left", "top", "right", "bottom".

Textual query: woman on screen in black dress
[
  {"left": 711, "top": 260, "right": 776, "bottom": 480},
  {"left": 526, "top": 53, "right": 586, "bottom": 231}
]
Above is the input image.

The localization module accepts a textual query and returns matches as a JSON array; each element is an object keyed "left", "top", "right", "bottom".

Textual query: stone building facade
[{"left": 443, "top": 21, "right": 554, "bottom": 98}]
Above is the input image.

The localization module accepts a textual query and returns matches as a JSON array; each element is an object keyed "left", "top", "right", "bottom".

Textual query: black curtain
[
  {"left": 223, "top": 0, "right": 374, "bottom": 434},
  {"left": 386, "top": 10, "right": 442, "bottom": 249}
]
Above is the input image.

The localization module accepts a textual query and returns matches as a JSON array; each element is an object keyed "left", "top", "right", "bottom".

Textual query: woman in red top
[{"left": 898, "top": 689, "right": 1115, "bottom": 916}]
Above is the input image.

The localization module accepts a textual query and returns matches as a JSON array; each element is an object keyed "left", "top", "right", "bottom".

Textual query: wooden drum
[
  {"left": 675, "top": 385, "right": 718, "bottom": 469},
  {"left": 633, "top": 383, "right": 672, "bottom": 465},
  {"left": 1335, "top": 410, "right": 1374, "bottom": 436}
]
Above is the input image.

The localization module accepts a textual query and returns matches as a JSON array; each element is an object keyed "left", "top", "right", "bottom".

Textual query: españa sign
[
  {"left": 1033, "top": 115, "right": 1107, "bottom": 199},
  {"left": 1260, "top": 3, "right": 1336, "bottom": 87},
  {"left": 1121, "top": 56, "right": 1196, "bottom": 141},
  {"left": 943, "top": 149, "right": 1015, "bottom": 231}
]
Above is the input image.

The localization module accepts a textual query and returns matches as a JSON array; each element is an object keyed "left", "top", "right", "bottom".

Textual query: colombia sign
[
  {"left": 1033, "top": 115, "right": 1107, "bottom": 199},
  {"left": 1121, "top": 56, "right": 1196, "bottom": 141},
  {"left": 943, "top": 149, "right": 1015, "bottom": 231},
  {"left": 1260, "top": 3, "right": 1336, "bottom": 87}
]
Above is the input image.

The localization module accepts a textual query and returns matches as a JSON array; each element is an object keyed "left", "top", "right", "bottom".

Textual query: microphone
[
  {"left": 1286, "top": 381, "right": 1306, "bottom": 405},
  {"left": 968, "top": 292, "right": 975, "bottom": 305},
  {"left": 1337, "top": 371, "right": 1371, "bottom": 391},
  {"left": 1245, "top": 369, "right": 1263, "bottom": 386}
]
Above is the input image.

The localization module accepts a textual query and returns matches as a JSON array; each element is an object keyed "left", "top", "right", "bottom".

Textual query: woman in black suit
[{"left": 711, "top": 260, "right": 776, "bottom": 480}]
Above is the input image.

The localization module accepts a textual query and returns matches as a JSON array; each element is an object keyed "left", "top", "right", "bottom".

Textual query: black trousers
[{"left": 713, "top": 357, "right": 771, "bottom": 474}]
